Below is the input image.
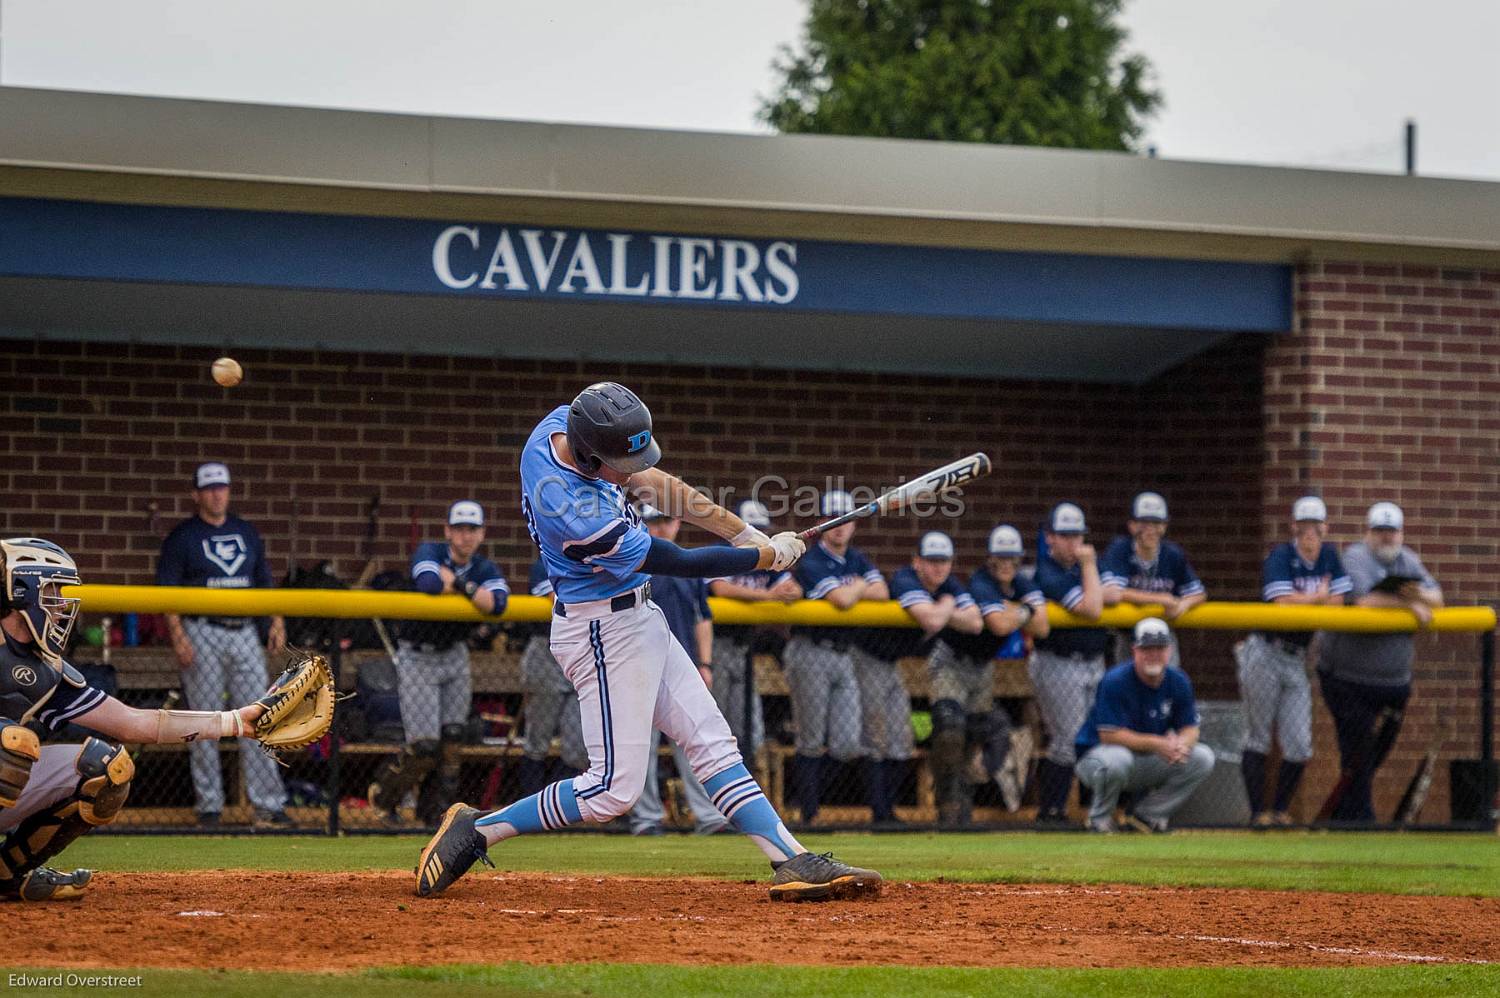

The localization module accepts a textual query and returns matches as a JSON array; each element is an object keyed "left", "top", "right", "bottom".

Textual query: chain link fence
[{"left": 62, "top": 596, "right": 1496, "bottom": 834}]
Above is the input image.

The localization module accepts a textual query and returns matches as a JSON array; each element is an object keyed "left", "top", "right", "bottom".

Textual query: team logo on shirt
[
  {"left": 11, "top": 665, "right": 36, "bottom": 686},
  {"left": 202, "top": 534, "right": 248, "bottom": 576}
]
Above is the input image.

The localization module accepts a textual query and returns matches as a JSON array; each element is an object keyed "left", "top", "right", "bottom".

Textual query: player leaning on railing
[{"left": 0, "top": 538, "right": 332, "bottom": 900}]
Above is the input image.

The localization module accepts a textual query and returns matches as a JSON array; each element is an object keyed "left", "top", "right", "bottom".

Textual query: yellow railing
[{"left": 63, "top": 585, "right": 1496, "bottom": 634}]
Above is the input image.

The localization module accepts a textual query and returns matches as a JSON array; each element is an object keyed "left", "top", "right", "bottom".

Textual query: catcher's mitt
[{"left": 253, "top": 651, "right": 336, "bottom": 760}]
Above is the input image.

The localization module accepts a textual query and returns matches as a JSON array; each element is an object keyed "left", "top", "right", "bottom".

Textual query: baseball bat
[
  {"left": 1393, "top": 709, "right": 1453, "bottom": 826},
  {"left": 355, "top": 493, "right": 382, "bottom": 589},
  {"left": 797, "top": 452, "right": 992, "bottom": 541}
]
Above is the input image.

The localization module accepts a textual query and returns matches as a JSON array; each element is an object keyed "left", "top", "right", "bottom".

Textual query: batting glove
[{"left": 767, "top": 532, "right": 806, "bottom": 571}]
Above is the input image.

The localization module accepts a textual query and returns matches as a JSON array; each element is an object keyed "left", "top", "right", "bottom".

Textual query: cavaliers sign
[{"left": 432, "top": 225, "right": 799, "bottom": 304}]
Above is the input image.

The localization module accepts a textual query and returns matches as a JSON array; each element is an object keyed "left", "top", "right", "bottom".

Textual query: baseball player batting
[{"left": 416, "top": 383, "right": 882, "bottom": 902}]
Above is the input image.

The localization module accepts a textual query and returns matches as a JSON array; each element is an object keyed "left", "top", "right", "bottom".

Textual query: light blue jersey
[{"left": 519, "top": 405, "right": 651, "bottom": 604}]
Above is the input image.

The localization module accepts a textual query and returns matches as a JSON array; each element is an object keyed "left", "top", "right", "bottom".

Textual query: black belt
[
  {"left": 194, "top": 616, "right": 249, "bottom": 630},
  {"left": 554, "top": 581, "right": 651, "bottom": 619},
  {"left": 1259, "top": 633, "right": 1308, "bottom": 657}
]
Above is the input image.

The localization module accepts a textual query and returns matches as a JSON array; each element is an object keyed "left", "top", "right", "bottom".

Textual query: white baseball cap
[
  {"left": 918, "top": 531, "right": 955, "bottom": 560},
  {"left": 988, "top": 524, "right": 1024, "bottom": 557},
  {"left": 1292, "top": 496, "right": 1328, "bottom": 523},
  {"left": 448, "top": 500, "right": 485, "bottom": 527},
  {"left": 1131, "top": 492, "right": 1169, "bottom": 522},
  {"left": 194, "top": 462, "right": 230, "bottom": 489},
  {"left": 821, "top": 490, "right": 855, "bottom": 517},
  {"left": 1367, "top": 501, "right": 1404, "bottom": 530},
  {"left": 737, "top": 499, "right": 771, "bottom": 529},
  {"left": 1133, "top": 617, "right": 1173, "bottom": 648},
  {"left": 1048, "top": 502, "right": 1087, "bottom": 535}
]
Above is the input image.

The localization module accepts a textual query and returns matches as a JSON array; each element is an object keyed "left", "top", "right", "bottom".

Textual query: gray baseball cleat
[
  {"left": 768, "top": 851, "right": 882, "bottom": 902},
  {"left": 414, "top": 803, "right": 494, "bottom": 897}
]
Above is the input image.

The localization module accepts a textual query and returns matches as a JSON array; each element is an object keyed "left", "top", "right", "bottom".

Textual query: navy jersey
[
  {"left": 1260, "top": 541, "right": 1352, "bottom": 650},
  {"left": 792, "top": 541, "right": 885, "bottom": 648},
  {"left": 649, "top": 575, "right": 713, "bottom": 668},
  {"left": 962, "top": 565, "right": 1046, "bottom": 661},
  {"left": 708, "top": 541, "right": 790, "bottom": 642},
  {"left": 1075, "top": 661, "right": 1201, "bottom": 755},
  {"left": 1032, "top": 554, "right": 1110, "bottom": 658},
  {"left": 0, "top": 632, "right": 107, "bottom": 739},
  {"left": 406, "top": 542, "right": 508, "bottom": 648},
  {"left": 519, "top": 405, "right": 650, "bottom": 604},
  {"left": 890, "top": 566, "right": 975, "bottom": 658},
  {"left": 1100, "top": 538, "right": 1205, "bottom": 599},
  {"left": 157, "top": 514, "right": 274, "bottom": 590}
]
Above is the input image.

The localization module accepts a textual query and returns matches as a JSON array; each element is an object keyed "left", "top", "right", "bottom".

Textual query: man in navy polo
[
  {"left": 1101, "top": 492, "right": 1206, "bottom": 663},
  {"left": 156, "top": 461, "right": 289, "bottom": 827},
  {"left": 1075, "top": 618, "right": 1215, "bottom": 833}
]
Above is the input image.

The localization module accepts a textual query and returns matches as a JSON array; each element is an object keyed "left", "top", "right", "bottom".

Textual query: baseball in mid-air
[{"left": 211, "top": 357, "right": 243, "bottom": 387}]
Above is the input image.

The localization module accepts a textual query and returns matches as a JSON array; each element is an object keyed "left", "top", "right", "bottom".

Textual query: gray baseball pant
[
  {"left": 180, "top": 618, "right": 286, "bottom": 815},
  {"left": 1028, "top": 650, "right": 1106, "bottom": 766},
  {"left": 520, "top": 635, "right": 587, "bottom": 769},
  {"left": 1076, "top": 743, "right": 1216, "bottom": 826},
  {"left": 781, "top": 637, "right": 864, "bottom": 761},
  {"left": 394, "top": 640, "right": 472, "bottom": 743},
  {"left": 1235, "top": 633, "right": 1313, "bottom": 762}
]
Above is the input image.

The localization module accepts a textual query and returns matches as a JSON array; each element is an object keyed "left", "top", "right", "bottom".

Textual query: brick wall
[
  {"left": 0, "top": 335, "right": 1265, "bottom": 606},
  {"left": 1269, "top": 261, "right": 1500, "bottom": 822}
]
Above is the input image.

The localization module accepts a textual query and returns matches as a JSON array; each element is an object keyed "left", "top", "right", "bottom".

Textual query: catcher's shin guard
[
  {"left": 368, "top": 739, "right": 439, "bottom": 812},
  {"left": 0, "top": 738, "right": 132, "bottom": 900}
]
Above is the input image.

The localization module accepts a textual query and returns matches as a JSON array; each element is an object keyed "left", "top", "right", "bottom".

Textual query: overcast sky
[{"left": 3, "top": 0, "right": 1496, "bottom": 181}]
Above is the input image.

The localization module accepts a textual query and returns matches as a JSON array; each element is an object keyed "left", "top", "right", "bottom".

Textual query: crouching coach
[{"left": 1074, "top": 618, "right": 1214, "bottom": 833}]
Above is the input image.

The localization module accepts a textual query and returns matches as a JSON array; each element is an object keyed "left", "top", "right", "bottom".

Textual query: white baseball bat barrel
[{"left": 796, "top": 452, "right": 992, "bottom": 541}]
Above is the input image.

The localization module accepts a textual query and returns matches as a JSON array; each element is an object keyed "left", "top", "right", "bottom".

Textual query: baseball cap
[
  {"left": 448, "top": 500, "right": 485, "bottom": 527},
  {"left": 988, "top": 524, "right": 1024, "bottom": 557},
  {"left": 194, "top": 462, "right": 230, "bottom": 489},
  {"left": 821, "top": 490, "right": 855, "bottom": 517},
  {"left": 636, "top": 503, "right": 672, "bottom": 523},
  {"left": 918, "top": 531, "right": 955, "bottom": 560},
  {"left": 1047, "top": 502, "right": 1087, "bottom": 535},
  {"left": 1133, "top": 617, "right": 1173, "bottom": 648},
  {"left": 737, "top": 499, "right": 771, "bottom": 529},
  {"left": 1292, "top": 496, "right": 1328, "bottom": 523},
  {"left": 1367, "top": 501, "right": 1404, "bottom": 530},
  {"left": 1131, "top": 492, "right": 1169, "bottom": 522}
]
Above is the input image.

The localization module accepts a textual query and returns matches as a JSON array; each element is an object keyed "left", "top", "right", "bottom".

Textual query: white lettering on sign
[{"left": 433, "top": 226, "right": 799, "bottom": 305}]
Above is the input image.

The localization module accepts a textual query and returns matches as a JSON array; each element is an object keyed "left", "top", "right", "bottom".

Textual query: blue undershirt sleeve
[{"left": 639, "top": 537, "right": 761, "bottom": 579}]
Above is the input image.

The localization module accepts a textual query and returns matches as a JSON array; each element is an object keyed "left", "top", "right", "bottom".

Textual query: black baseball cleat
[
  {"left": 4, "top": 867, "right": 93, "bottom": 901},
  {"left": 414, "top": 803, "right": 493, "bottom": 898},
  {"left": 768, "top": 851, "right": 882, "bottom": 902}
]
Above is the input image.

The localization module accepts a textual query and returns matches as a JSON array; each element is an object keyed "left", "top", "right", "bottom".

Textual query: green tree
[{"left": 760, "top": 0, "right": 1160, "bottom": 151}]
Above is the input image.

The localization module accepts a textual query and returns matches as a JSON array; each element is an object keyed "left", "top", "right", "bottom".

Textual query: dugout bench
[{"left": 91, "top": 646, "right": 1038, "bottom": 829}]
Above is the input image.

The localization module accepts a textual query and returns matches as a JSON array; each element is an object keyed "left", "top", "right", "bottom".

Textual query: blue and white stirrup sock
[
  {"left": 474, "top": 779, "right": 582, "bottom": 848},
  {"left": 702, "top": 763, "right": 804, "bottom": 863}
]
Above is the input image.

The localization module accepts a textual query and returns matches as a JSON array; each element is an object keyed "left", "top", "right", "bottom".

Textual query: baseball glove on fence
[{"left": 253, "top": 651, "right": 336, "bottom": 760}]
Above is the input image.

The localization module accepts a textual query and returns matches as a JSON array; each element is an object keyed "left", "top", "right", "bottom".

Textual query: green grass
[
  {"left": 8, "top": 964, "right": 1499, "bottom": 998},
  {"left": 68, "top": 829, "right": 1500, "bottom": 896}
]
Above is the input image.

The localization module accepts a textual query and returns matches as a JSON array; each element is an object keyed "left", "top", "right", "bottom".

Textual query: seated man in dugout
[{"left": 1074, "top": 617, "right": 1215, "bottom": 834}]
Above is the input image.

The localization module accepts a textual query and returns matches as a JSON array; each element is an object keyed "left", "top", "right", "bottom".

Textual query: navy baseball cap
[
  {"left": 194, "top": 462, "right": 230, "bottom": 489},
  {"left": 448, "top": 500, "right": 485, "bottom": 527},
  {"left": 1047, "top": 502, "right": 1087, "bottom": 535}
]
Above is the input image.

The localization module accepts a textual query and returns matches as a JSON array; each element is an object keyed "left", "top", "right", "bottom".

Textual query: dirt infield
[{"left": 14, "top": 872, "right": 1498, "bottom": 970}]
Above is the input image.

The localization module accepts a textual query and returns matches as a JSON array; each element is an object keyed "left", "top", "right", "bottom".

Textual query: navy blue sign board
[{"left": 0, "top": 197, "right": 1289, "bottom": 331}]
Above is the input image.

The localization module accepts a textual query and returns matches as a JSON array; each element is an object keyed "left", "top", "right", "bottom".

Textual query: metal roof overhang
[{"left": 3, "top": 86, "right": 1497, "bottom": 383}]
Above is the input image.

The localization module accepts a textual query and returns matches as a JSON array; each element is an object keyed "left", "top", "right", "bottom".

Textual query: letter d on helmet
[
  {"left": 566, "top": 382, "right": 662, "bottom": 477},
  {"left": 1, "top": 538, "right": 83, "bottom": 669}
]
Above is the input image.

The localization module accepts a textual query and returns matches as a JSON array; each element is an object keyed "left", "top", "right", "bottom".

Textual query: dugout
[{"left": 1, "top": 85, "right": 1496, "bottom": 825}]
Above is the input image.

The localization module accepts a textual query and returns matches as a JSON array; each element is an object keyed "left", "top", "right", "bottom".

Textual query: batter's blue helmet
[{"left": 566, "top": 382, "right": 662, "bottom": 477}]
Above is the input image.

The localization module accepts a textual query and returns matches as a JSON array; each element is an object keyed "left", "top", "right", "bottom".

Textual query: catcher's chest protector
[{"left": 0, "top": 640, "right": 77, "bottom": 726}]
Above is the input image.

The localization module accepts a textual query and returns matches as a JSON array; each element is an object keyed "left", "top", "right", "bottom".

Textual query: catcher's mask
[{"left": 1, "top": 537, "right": 83, "bottom": 669}]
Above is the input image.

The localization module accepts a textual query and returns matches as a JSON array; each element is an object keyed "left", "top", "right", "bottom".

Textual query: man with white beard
[{"left": 1316, "top": 502, "right": 1444, "bottom": 823}]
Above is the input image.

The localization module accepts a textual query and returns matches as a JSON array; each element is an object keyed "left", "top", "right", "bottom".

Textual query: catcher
[{"left": 1, "top": 537, "right": 333, "bottom": 901}]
